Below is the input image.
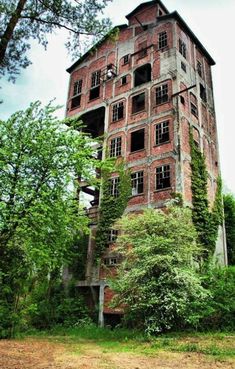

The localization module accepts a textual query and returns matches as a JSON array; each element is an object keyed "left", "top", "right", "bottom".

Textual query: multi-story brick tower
[{"left": 66, "top": 0, "right": 227, "bottom": 326}]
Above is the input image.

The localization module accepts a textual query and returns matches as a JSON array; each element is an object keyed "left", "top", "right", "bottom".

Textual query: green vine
[
  {"left": 189, "top": 131, "right": 223, "bottom": 257},
  {"left": 95, "top": 161, "right": 131, "bottom": 258}
]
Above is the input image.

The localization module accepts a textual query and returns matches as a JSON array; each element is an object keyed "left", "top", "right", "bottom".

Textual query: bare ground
[{"left": 0, "top": 338, "right": 234, "bottom": 369}]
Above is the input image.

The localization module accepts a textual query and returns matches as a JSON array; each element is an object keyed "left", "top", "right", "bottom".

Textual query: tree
[
  {"left": 223, "top": 194, "right": 235, "bottom": 265},
  {"left": 0, "top": 101, "right": 99, "bottom": 336},
  {"left": 0, "top": 0, "right": 112, "bottom": 81},
  {"left": 110, "top": 206, "right": 209, "bottom": 334}
]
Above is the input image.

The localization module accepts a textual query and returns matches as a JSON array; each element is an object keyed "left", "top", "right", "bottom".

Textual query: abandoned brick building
[{"left": 65, "top": 0, "right": 227, "bottom": 326}]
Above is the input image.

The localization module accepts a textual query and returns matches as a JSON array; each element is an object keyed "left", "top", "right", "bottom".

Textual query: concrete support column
[{"left": 98, "top": 282, "right": 105, "bottom": 327}]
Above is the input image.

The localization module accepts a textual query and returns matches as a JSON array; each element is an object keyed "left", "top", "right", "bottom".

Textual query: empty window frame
[
  {"left": 190, "top": 93, "right": 198, "bottom": 117},
  {"left": 104, "top": 257, "right": 118, "bottom": 266},
  {"left": 89, "top": 70, "right": 101, "bottom": 100},
  {"left": 156, "top": 83, "right": 168, "bottom": 105},
  {"left": 112, "top": 101, "right": 124, "bottom": 121},
  {"left": 71, "top": 79, "right": 82, "bottom": 108},
  {"left": 109, "top": 177, "right": 120, "bottom": 197},
  {"left": 155, "top": 121, "right": 170, "bottom": 145},
  {"left": 158, "top": 31, "right": 168, "bottom": 49},
  {"left": 197, "top": 60, "right": 202, "bottom": 77},
  {"left": 156, "top": 165, "right": 171, "bottom": 190},
  {"left": 179, "top": 38, "right": 187, "bottom": 58},
  {"left": 132, "top": 92, "right": 145, "bottom": 113},
  {"left": 71, "top": 95, "right": 81, "bottom": 109},
  {"left": 110, "top": 136, "right": 122, "bottom": 157},
  {"left": 121, "top": 75, "right": 127, "bottom": 85},
  {"left": 123, "top": 54, "right": 130, "bottom": 65},
  {"left": 130, "top": 128, "right": 145, "bottom": 152},
  {"left": 181, "top": 61, "right": 186, "bottom": 73},
  {"left": 134, "top": 64, "right": 151, "bottom": 87},
  {"left": 138, "top": 41, "right": 147, "bottom": 58},
  {"left": 108, "top": 229, "right": 118, "bottom": 243},
  {"left": 131, "top": 171, "right": 144, "bottom": 196},
  {"left": 200, "top": 83, "right": 207, "bottom": 102}
]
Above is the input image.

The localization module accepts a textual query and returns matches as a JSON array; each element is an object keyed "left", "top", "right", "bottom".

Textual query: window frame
[
  {"left": 107, "top": 229, "right": 118, "bottom": 244},
  {"left": 132, "top": 92, "right": 146, "bottom": 114},
  {"left": 110, "top": 136, "right": 122, "bottom": 158},
  {"left": 123, "top": 54, "right": 130, "bottom": 65},
  {"left": 179, "top": 38, "right": 187, "bottom": 59},
  {"left": 130, "top": 128, "right": 145, "bottom": 153},
  {"left": 158, "top": 31, "right": 168, "bottom": 50},
  {"left": 156, "top": 83, "right": 169, "bottom": 105},
  {"left": 112, "top": 101, "right": 124, "bottom": 122},
  {"left": 155, "top": 120, "right": 170, "bottom": 146},
  {"left": 156, "top": 164, "right": 171, "bottom": 191},
  {"left": 131, "top": 171, "right": 144, "bottom": 196},
  {"left": 109, "top": 177, "right": 120, "bottom": 197}
]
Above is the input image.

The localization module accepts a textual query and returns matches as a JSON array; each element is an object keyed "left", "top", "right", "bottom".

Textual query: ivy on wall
[
  {"left": 95, "top": 161, "right": 131, "bottom": 258},
  {"left": 189, "top": 131, "right": 223, "bottom": 258}
]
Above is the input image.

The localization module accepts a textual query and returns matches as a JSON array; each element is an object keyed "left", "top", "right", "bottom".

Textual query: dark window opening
[
  {"left": 197, "top": 60, "right": 202, "bottom": 77},
  {"left": 112, "top": 101, "right": 124, "bottom": 121},
  {"left": 156, "top": 165, "right": 171, "bottom": 190},
  {"left": 108, "top": 229, "right": 118, "bottom": 243},
  {"left": 71, "top": 95, "right": 81, "bottom": 109},
  {"left": 131, "top": 171, "right": 144, "bottom": 195},
  {"left": 158, "top": 9, "right": 163, "bottom": 16},
  {"left": 110, "top": 136, "right": 122, "bottom": 157},
  {"left": 80, "top": 107, "right": 105, "bottom": 139},
  {"left": 104, "top": 257, "right": 118, "bottom": 266},
  {"left": 134, "top": 64, "right": 151, "bottom": 87},
  {"left": 200, "top": 83, "right": 207, "bottom": 102},
  {"left": 158, "top": 31, "right": 168, "bottom": 50},
  {"left": 131, "top": 129, "right": 145, "bottom": 152},
  {"left": 132, "top": 93, "right": 145, "bottom": 113},
  {"left": 180, "top": 95, "right": 185, "bottom": 105},
  {"left": 89, "top": 86, "right": 100, "bottom": 100},
  {"left": 121, "top": 75, "right": 127, "bottom": 85},
  {"left": 181, "top": 61, "right": 186, "bottom": 72},
  {"left": 138, "top": 41, "right": 147, "bottom": 58},
  {"left": 191, "top": 102, "right": 198, "bottom": 117},
  {"left": 156, "top": 83, "right": 168, "bottom": 105},
  {"left": 179, "top": 38, "right": 187, "bottom": 59},
  {"left": 109, "top": 177, "right": 120, "bottom": 197},
  {"left": 123, "top": 54, "right": 130, "bottom": 65},
  {"left": 156, "top": 121, "right": 169, "bottom": 145}
]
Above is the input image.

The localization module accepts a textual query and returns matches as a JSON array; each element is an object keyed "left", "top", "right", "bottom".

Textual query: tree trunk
[{"left": 0, "top": 0, "right": 28, "bottom": 65}]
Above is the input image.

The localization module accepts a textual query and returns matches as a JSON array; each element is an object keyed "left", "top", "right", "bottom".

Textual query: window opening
[
  {"left": 179, "top": 39, "right": 187, "bottom": 58},
  {"left": 132, "top": 93, "right": 145, "bottom": 113},
  {"left": 197, "top": 60, "right": 202, "bottom": 77},
  {"left": 108, "top": 229, "right": 118, "bottom": 243},
  {"left": 123, "top": 54, "right": 130, "bottom": 65},
  {"left": 131, "top": 171, "right": 144, "bottom": 195},
  {"left": 138, "top": 41, "right": 147, "bottom": 58},
  {"left": 71, "top": 95, "right": 81, "bottom": 109},
  {"left": 191, "top": 102, "right": 198, "bottom": 117},
  {"left": 181, "top": 61, "right": 186, "bottom": 72},
  {"left": 131, "top": 128, "right": 145, "bottom": 152},
  {"left": 110, "top": 137, "right": 122, "bottom": 157},
  {"left": 156, "top": 121, "right": 169, "bottom": 145},
  {"left": 112, "top": 101, "right": 124, "bottom": 121},
  {"left": 156, "top": 83, "right": 168, "bottom": 105},
  {"left": 104, "top": 257, "right": 118, "bottom": 266},
  {"left": 121, "top": 75, "right": 127, "bottom": 85},
  {"left": 200, "top": 83, "right": 207, "bottom": 102},
  {"left": 134, "top": 64, "right": 151, "bottom": 87},
  {"left": 158, "top": 31, "right": 167, "bottom": 49},
  {"left": 73, "top": 80, "right": 82, "bottom": 96},
  {"left": 180, "top": 95, "right": 185, "bottom": 105},
  {"left": 90, "top": 70, "right": 101, "bottom": 100},
  {"left": 156, "top": 165, "right": 171, "bottom": 190},
  {"left": 109, "top": 177, "right": 120, "bottom": 197}
]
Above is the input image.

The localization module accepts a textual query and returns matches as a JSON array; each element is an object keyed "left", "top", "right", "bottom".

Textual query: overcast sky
[{"left": 1, "top": 0, "right": 234, "bottom": 193}]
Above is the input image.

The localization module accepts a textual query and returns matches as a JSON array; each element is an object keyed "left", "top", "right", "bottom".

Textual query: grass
[{"left": 25, "top": 325, "right": 235, "bottom": 359}]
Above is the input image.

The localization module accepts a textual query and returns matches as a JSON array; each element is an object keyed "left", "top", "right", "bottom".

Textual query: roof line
[{"left": 126, "top": 0, "right": 169, "bottom": 19}]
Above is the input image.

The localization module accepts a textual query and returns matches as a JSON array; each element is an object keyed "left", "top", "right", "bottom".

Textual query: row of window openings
[
  {"left": 110, "top": 121, "right": 170, "bottom": 157},
  {"left": 109, "top": 165, "right": 171, "bottom": 198}
]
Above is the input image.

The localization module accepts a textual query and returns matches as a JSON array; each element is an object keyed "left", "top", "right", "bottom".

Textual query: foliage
[
  {"left": 95, "top": 161, "right": 131, "bottom": 258},
  {"left": 189, "top": 133, "right": 223, "bottom": 257},
  {"left": 0, "top": 0, "right": 113, "bottom": 81},
  {"left": 110, "top": 207, "right": 208, "bottom": 334},
  {"left": 198, "top": 265, "right": 235, "bottom": 331},
  {"left": 223, "top": 194, "right": 235, "bottom": 265},
  {"left": 0, "top": 101, "right": 99, "bottom": 337}
]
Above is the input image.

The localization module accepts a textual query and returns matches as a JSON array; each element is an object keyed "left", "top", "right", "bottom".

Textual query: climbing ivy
[
  {"left": 189, "top": 131, "right": 223, "bottom": 257},
  {"left": 95, "top": 161, "right": 131, "bottom": 258}
]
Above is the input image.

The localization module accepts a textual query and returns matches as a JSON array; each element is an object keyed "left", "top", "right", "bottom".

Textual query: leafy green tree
[
  {"left": 0, "top": 101, "right": 98, "bottom": 337},
  {"left": 111, "top": 207, "right": 209, "bottom": 334},
  {"left": 0, "top": 0, "right": 112, "bottom": 81},
  {"left": 223, "top": 194, "right": 235, "bottom": 265}
]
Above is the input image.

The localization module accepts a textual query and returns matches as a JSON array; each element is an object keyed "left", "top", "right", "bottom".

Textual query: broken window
[
  {"left": 158, "top": 31, "right": 168, "bottom": 50},
  {"left": 197, "top": 60, "right": 202, "bottom": 77},
  {"left": 134, "top": 64, "right": 151, "bottom": 87},
  {"left": 130, "top": 128, "right": 145, "bottom": 152},
  {"left": 109, "top": 177, "right": 120, "bottom": 197},
  {"left": 200, "top": 83, "right": 207, "bottom": 102},
  {"left": 108, "top": 229, "right": 118, "bottom": 243},
  {"left": 138, "top": 41, "right": 147, "bottom": 58},
  {"left": 121, "top": 75, "right": 127, "bottom": 85},
  {"left": 190, "top": 93, "right": 198, "bottom": 117},
  {"left": 132, "top": 92, "right": 145, "bottom": 113},
  {"left": 89, "top": 70, "right": 101, "bottom": 100},
  {"left": 71, "top": 79, "right": 82, "bottom": 108},
  {"left": 155, "top": 121, "right": 170, "bottom": 145},
  {"left": 156, "top": 83, "right": 168, "bottom": 105},
  {"left": 110, "top": 136, "right": 122, "bottom": 157},
  {"left": 156, "top": 165, "right": 171, "bottom": 190},
  {"left": 123, "top": 54, "right": 130, "bottom": 65},
  {"left": 181, "top": 61, "right": 186, "bottom": 73},
  {"left": 112, "top": 101, "right": 124, "bottom": 121},
  {"left": 104, "top": 257, "right": 118, "bottom": 266},
  {"left": 180, "top": 95, "right": 185, "bottom": 105},
  {"left": 179, "top": 38, "right": 187, "bottom": 58},
  {"left": 131, "top": 171, "right": 144, "bottom": 195}
]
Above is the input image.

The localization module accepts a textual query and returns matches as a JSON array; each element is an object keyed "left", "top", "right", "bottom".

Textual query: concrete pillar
[{"left": 98, "top": 282, "right": 105, "bottom": 327}]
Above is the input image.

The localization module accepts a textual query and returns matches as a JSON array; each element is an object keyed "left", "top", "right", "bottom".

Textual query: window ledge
[
  {"left": 154, "top": 187, "right": 172, "bottom": 193},
  {"left": 111, "top": 117, "right": 124, "bottom": 124},
  {"left": 131, "top": 109, "right": 146, "bottom": 116},
  {"left": 70, "top": 105, "right": 81, "bottom": 111},
  {"left": 130, "top": 193, "right": 144, "bottom": 198},
  {"left": 129, "top": 149, "right": 145, "bottom": 154},
  {"left": 154, "top": 141, "right": 170, "bottom": 147},
  {"left": 89, "top": 97, "right": 100, "bottom": 102},
  {"left": 153, "top": 101, "right": 169, "bottom": 108}
]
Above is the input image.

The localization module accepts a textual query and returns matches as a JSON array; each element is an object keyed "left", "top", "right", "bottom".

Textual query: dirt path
[{"left": 0, "top": 338, "right": 234, "bottom": 369}]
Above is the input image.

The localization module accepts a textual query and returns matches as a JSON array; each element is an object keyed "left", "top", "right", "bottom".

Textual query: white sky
[{"left": 0, "top": 0, "right": 235, "bottom": 193}]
